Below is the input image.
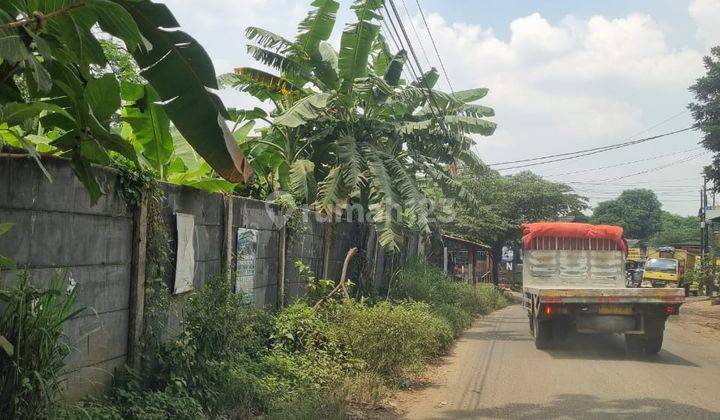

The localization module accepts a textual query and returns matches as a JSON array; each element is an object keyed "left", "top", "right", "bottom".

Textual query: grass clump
[
  {"left": 394, "top": 257, "right": 508, "bottom": 336},
  {"left": 1, "top": 271, "right": 83, "bottom": 420}
]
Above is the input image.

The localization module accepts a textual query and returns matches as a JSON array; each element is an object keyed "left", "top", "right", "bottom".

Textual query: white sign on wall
[
  {"left": 235, "top": 228, "right": 258, "bottom": 300},
  {"left": 174, "top": 213, "right": 195, "bottom": 294}
]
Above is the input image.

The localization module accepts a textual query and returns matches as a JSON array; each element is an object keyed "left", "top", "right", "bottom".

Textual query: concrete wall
[
  {"left": 0, "top": 157, "right": 132, "bottom": 400},
  {"left": 0, "top": 155, "right": 398, "bottom": 401}
]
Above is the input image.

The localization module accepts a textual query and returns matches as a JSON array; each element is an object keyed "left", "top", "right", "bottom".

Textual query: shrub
[
  {"left": 69, "top": 385, "right": 205, "bottom": 420},
  {"left": 151, "top": 277, "right": 274, "bottom": 414},
  {"left": 0, "top": 271, "right": 83, "bottom": 419},
  {"left": 393, "top": 258, "right": 508, "bottom": 336},
  {"left": 325, "top": 300, "right": 453, "bottom": 380}
]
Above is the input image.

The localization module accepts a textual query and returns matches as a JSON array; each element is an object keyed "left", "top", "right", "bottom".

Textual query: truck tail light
[{"left": 664, "top": 305, "right": 678, "bottom": 315}]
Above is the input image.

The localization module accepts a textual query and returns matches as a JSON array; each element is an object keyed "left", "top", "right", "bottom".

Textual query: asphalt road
[{"left": 399, "top": 303, "right": 720, "bottom": 419}]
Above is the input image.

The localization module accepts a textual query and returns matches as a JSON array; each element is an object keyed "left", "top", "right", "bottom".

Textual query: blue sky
[{"left": 163, "top": 0, "right": 720, "bottom": 215}]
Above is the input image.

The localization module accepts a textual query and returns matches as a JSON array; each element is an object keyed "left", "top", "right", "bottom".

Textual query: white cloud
[
  {"left": 510, "top": 13, "right": 574, "bottom": 56},
  {"left": 689, "top": 0, "right": 720, "bottom": 47},
  {"left": 416, "top": 9, "right": 710, "bottom": 214}
]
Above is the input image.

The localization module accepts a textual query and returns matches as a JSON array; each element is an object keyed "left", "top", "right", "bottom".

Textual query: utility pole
[{"left": 703, "top": 177, "right": 709, "bottom": 257}]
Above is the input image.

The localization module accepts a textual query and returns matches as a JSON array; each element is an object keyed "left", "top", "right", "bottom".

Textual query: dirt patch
[{"left": 674, "top": 297, "right": 720, "bottom": 332}]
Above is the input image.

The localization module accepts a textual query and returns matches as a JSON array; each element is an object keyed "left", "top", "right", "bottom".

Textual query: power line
[
  {"left": 380, "top": 2, "right": 443, "bottom": 132},
  {"left": 414, "top": 0, "right": 455, "bottom": 94},
  {"left": 543, "top": 147, "right": 703, "bottom": 177},
  {"left": 399, "top": 0, "right": 433, "bottom": 69},
  {"left": 381, "top": 3, "right": 436, "bottom": 117},
  {"left": 619, "top": 109, "right": 689, "bottom": 143},
  {"left": 565, "top": 176, "right": 702, "bottom": 185},
  {"left": 590, "top": 151, "right": 708, "bottom": 183},
  {"left": 491, "top": 126, "right": 695, "bottom": 170},
  {"left": 384, "top": 0, "right": 455, "bottom": 144}
]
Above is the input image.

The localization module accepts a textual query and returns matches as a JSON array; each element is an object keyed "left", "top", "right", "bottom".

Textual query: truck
[
  {"left": 642, "top": 247, "right": 699, "bottom": 295},
  {"left": 522, "top": 222, "right": 684, "bottom": 354}
]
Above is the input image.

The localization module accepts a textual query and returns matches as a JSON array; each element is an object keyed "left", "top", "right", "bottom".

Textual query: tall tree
[
  {"left": 689, "top": 46, "right": 720, "bottom": 184},
  {"left": 591, "top": 189, "right": 662, "bottom": 241},
  {"left": 224, "top": 0, "right": 496, "bottom": 251},
  {"left": 648, "top": 212, "right": 699, "bottom": 247},
  {"left": 440, "top": 169, "right": 587, "bottom": 283}
]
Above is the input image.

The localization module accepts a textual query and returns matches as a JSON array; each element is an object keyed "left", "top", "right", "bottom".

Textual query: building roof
[{"left": 441, "top": 234, "right": 490, "bottom": 249}]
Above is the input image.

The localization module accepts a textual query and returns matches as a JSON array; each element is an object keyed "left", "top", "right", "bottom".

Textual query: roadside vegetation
[{"left": 1, "top": 260, "right": 506, "bottom": 419}]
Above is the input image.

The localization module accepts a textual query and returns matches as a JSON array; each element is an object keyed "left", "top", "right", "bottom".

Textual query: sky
[{"left": 162, "top": 0, "right": 720, "bottom": 216}]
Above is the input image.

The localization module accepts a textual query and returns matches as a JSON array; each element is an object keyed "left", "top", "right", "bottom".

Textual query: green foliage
[
  {"left": 648, "top": 211, "right": 699, "bottom": 247},
  {"left": 67, "top": 255, "right": 508, "bottom": 418},
  {"left": 393, "top": 258, "right": 509, "bottom": 335},
  {"left": 274, "top": 193, "right": 308, "bottom": 243},
  {"left": 0, "top": 0, "right": 249, "bottom": 204},
  {"left": 591, "top": 189, "right": 662, "bottom": 241},
  {"left": 326, "top": 300, "right": 453, "bottom": 379},
  {"left": 296, "top": 260, "right": 335, "bottom": 305},
  {"left": 227, "top": 0, "right": 497, "bottom": 251},
  {"left": 118, "top": 0, "right": 249, "bottom": 183},
  {"left": 0, "top": 222, "right": 15, "bottom": 269},
  {"left": 689, "top": 46, "right": 720, "bottom": 184},
  {"left": 69, "top": 381, "right": 205, "bottom": 420},
  {"left": 0, "top": 271, "right": 84, "bottom": 419},
  {"left": 153, "top": 277, "right": 273, "bottom": 413},
  {"left": 440, "top": 168, "right": 586, "bottom": 251}
]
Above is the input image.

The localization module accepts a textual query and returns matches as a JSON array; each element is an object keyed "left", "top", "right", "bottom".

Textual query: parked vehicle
[
  {"left": 522, "top": 223, "right": 684, "bottom": 354},
  {"left": 642, "top": 247, "right": 698, "bottom": 296},
  {"left": 625, "top": 261, "right": 643, "bottom": 288}
]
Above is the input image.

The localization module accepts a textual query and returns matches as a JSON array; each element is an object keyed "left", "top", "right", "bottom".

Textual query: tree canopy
[
  {"left": 222, "top": 0, "right": 496, "bottom": 251},
  {"left": 648, "top": 211, "right": 699, "bottom": 247},
  {"left": 441, "top": 169, "right": 587, "bottom": 248},
  {"left": 591, "top": 189, "right": 662, "bottom": 241},
  {"left": 689, "top": 46, "right": 720, "bottom": 185}
]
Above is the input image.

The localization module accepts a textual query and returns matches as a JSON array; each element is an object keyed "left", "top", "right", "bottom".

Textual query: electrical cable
[
  {"left": 542, "top": 147, "right": 703, "bottom": 177},
  {"left": 386, "top": 0, "right": 449, "bottom": 134},
  {"left": 380, "top": 3, "right": 437, "bottom": 119},
  {"left": 399, "top": 0, "right": 433, "bottom": 69},
  {"left": 591, "top": 151, "right": 708, "bottom": 183},
  {"left": 491, "top": 127, "right": 695, "bottom": 170},
  {"left": 414, "top": 0, "right": 455, "bottom": 94}
]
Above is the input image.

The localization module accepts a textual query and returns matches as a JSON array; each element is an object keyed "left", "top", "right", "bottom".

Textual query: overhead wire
[
  {"left": 399, "top": 0, "right": 433, "bottom": 69},
  {"left": 380, "top": 2, "right": 438, "bottom": 121},
  {"left": 414, "top": 0, "right": 455, "bottom": 94},
  {"left": 542, "top": 146, "right": 703, "bottom": 177},
  {"left": 385, "top": 0, "right": 449, "bottom": 131},
  {"left": 587, "top": 151, "right": 708, "bottom": 183},
  {"left": 490, "top": 127, "right": 695, "bottom": 170},
  {"left": 490, "top": 110, "right": 692, "bottom": 168}
]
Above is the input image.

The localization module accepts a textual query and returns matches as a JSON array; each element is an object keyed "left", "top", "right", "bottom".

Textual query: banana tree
[
  {"left": 225, "top": 0, "right": 496, "bottom": 251},
  {"left": 0, "top": 0, "right": 250, "bottom": 203}
]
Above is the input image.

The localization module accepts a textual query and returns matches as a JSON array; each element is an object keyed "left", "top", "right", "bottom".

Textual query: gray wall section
[
  {"left": 0, "top": 156, "right": 399, "bottom": 401},
  {"left": 0, "top": 157, "right": 133, "bottom": 401}
]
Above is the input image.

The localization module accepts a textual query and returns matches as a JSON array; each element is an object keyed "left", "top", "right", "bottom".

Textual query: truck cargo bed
[{"left": 523, "top": 286, "right": 685, "bottom": 304}]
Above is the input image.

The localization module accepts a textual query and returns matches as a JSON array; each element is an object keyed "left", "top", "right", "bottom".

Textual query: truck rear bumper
[
  {"left": 576, "top": 314, "right": 640, "bottom": 334},
  {"left": 524, "top": 287, "right": 685, "bottom": 305}
]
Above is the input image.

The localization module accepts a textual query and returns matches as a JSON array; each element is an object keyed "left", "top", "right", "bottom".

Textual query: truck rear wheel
[
  {"left": 626, "top": 317, "right": 665, "bottom": 355},
  {"left": 644, "top": 317, "right": 665, "bottom": 354},
  {"left": 534, "top": 316, "right": 552, "bottom": 350},
  {"left": 644, "top": 334, "right": 663, "bottom": 354},
  {"left": 625, "top": 334, "right": 644, "bottom": 355}
]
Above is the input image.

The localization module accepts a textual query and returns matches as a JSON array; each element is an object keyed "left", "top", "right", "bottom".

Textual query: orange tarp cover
[{"left": 522, "top": 222, "right": 627, "bottom": 253}]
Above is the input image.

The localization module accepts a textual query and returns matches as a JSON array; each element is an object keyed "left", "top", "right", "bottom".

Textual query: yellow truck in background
[{"left": 641, "top": 247, "right": 699, "bottom": 296}]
